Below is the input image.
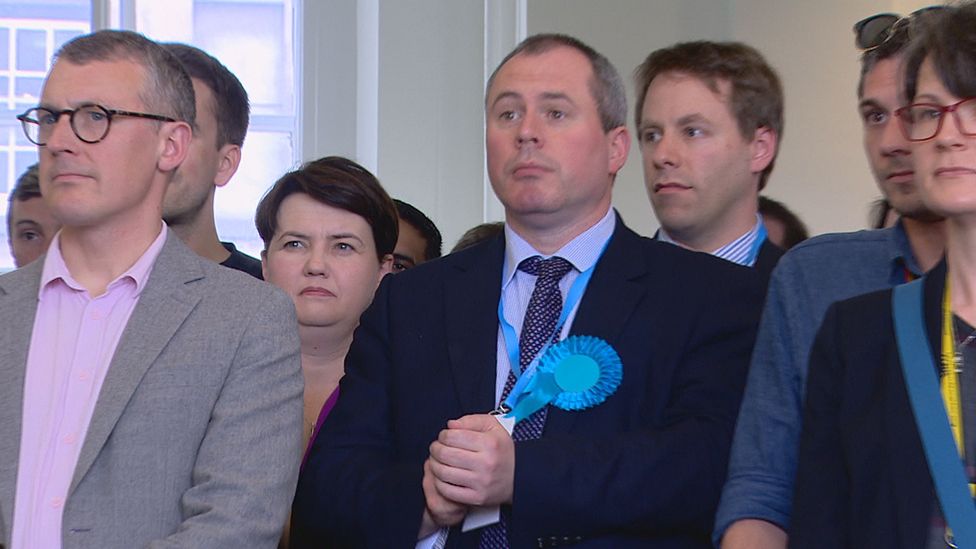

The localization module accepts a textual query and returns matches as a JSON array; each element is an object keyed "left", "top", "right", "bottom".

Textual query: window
[
  {"left": 0, "top": 0, "right": 91, "bottom": 269},
  {"left": 124, "top": 0, "right": 301, "bottom": 258},
  {"left": 0, "top": 0, "right": 300, "bottom": 270}
]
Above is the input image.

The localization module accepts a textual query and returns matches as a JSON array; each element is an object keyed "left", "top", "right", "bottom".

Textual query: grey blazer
[{"left": 0, "top": 232, "right": 304, "bottom": 548}]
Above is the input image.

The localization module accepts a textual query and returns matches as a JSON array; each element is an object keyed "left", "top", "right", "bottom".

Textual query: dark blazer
[
  {"left": 790, "top": 261, "right": 946, "bottom": 548},
  {"left": 754, "top": 239, "right": 784, "bottom": 283},
  {"left": 292, "top": 218, "right": 765, "bottom": 548}
]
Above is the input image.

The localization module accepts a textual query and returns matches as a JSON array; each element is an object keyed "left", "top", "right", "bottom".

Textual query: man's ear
[
  {"left": 214, "top": 144, "right": 242, "bottom": 188},
  {"left": 607, "top": 125, "right": 631, "bottom": 177},
  {"left": 261, "top": 249, "right": 269, "bottom": 281},
  {"left": 158, "top": 121, "right": 192, "bottom": 173},
  {"left": 749, "top": 126, "right": 777, "bottom": 174}
]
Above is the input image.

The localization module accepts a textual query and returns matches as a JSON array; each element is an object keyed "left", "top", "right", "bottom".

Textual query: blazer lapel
[
  {"left": 755, "top": 239, "right": 784, "bottom": 279},
  {"left": 547, "top": 220, "right": 647, "bottom": 435},
  {"left": 443, "top": 237, "right": 505, "bottom": 414},
  {"left": 922, "top": 260, "right": 945, "bottom": 370},
  {"left": 0, "top": 262, "right": 43, "bottom": 542},
  {"left": 569, "top": 221, "right": 647, "bottom": 343},
  {"left": 69, "top": 234, "right": 205, "bottom": 495}
]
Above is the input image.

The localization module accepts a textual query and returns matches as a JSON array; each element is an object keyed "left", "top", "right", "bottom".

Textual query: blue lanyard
[
  {"left": 893, "top": 280, "right": 976, "bottom": 548},
  {"left": 744, "top": 222, "right": 767, "bottom": 266},
  {"left": 497, "top": 240, "right": 610, "bottom": 384}
]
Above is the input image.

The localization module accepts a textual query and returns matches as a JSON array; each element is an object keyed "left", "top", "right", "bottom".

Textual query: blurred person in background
[
  {"left": 759, "top": 196, "right": 808, "bottom": 250},
  {"left": 391, "top": 199, "right": 442, "bottom": 272},
  {"left": 7, "top": 163, "right": 61, "bottom": 267}
]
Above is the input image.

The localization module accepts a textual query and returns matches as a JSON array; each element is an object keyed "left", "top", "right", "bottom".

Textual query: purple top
[{"left": 301, "top": 387, "right": 340, "bottom": 468}]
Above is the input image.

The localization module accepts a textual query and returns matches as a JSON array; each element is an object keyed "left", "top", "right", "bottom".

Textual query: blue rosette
[
  {"left": 504, "top": 335, "right": 622, "bottom": 422},
  {"left": 540, "top": 335, "right": 622, "bottom": 411}
]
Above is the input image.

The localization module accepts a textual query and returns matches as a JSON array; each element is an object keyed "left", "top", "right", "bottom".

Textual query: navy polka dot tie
[{"left": 479, "top": 255, "right": 574, "bottom": 548}]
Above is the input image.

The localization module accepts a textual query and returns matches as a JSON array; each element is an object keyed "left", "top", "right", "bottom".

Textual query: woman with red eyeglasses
[{"left": 791, "top": 4, "right": 976, "bottom": 548}]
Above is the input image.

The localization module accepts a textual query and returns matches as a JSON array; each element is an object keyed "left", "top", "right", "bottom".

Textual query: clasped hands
[{"left": 419, "top": 414, "right": 515, "bottom": 536}]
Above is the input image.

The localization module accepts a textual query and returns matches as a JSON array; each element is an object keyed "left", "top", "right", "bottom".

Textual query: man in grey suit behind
[{"left": 2, "top": 30, "right": 303, "bottom": 548}]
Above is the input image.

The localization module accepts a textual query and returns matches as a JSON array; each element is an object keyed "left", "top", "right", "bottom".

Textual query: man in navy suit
[{"left": 292, "top": 33, "right": 764, "bottom": 548}]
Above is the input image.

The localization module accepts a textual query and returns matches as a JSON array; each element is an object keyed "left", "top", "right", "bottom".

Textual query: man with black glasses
[
  {"left": 714, "top": 8, "right": 947, "bottom": 549},
  {"left": 3, "top": 30, "right": 302, "bottom": 548}
]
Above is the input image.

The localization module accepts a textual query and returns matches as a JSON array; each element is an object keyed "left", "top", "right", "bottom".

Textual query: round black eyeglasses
[{"left": 16, "top": 104, "right": 176, "bottom": 146}]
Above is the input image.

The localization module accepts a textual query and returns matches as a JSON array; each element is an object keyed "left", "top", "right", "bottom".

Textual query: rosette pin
[{"left": 505, "top": 335, "right": 623, "bottom": 422}]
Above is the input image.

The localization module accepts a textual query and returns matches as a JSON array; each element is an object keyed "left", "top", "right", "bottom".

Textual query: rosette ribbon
[{"left": 504, "top": 335, "right": 622, "bottom": 423}]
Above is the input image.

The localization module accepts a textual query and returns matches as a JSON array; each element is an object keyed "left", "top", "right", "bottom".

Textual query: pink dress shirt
[{"left": 12, "top": 225, "right": 167, "bottom": 549}]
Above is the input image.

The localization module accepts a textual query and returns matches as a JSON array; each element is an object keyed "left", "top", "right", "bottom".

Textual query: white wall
[
  {"left": 376, "top": 1, "right": 487, "bottom": 252},
  {"left": 303, "top": 0, "right": 360, "bottom": 161},
  {"left": 303, "top": 0, "right": 938, "bottom": 248},
  {"left": 304, "top": 0, "right": 488, "bottom": 252}
]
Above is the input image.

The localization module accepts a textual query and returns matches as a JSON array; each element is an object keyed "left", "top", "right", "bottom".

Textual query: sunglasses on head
[{"left": 853, "top": 5, "right": 944, "bottom": 51}]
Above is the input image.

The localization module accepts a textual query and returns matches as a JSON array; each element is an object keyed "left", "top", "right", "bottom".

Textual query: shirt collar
[
  {"left": 891, "top": 218, "right": 924, "bottom": 277},
  {"left": 502, "top": 207, "right": 616, "bottom": 288},
  {"left": 658, "top": 213, "right": 764, "bottom": 267},
  {"left": 39, "top": 223, "right": 168, "bottom": 298}
]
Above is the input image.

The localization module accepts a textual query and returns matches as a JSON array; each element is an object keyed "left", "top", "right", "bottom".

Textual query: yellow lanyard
[{"left": 941, "top": 278, "right": 976, "bottom": 498}]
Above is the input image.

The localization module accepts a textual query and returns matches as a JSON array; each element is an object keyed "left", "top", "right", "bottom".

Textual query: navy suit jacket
[
  {"left": 790, "top": 261, "right": 946, "bottom": 548},
  {"left": 292, "top": 218, "right": 765, "bottom": 548},
  {"left": 755, "top": 239, "right": 784, "bottom": 284}
]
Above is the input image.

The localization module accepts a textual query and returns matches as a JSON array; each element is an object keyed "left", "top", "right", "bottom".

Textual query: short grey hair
[
  {"left": 485, "top": 33, "right": 627, "bottom": 132},
  {"left": 54, "top": 30, "right": 196, "bottom": 126}
]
